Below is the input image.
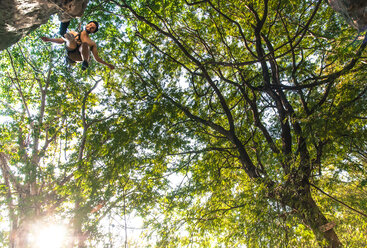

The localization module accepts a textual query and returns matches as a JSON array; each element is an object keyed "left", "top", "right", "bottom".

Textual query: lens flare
[{"left": 28, "top": 223, "right": 70, "bottom": 248}]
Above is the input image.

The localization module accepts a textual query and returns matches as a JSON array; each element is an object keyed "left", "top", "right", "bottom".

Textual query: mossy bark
[{"left": 275, "top": 182, "right": 342, "bottom": 248}]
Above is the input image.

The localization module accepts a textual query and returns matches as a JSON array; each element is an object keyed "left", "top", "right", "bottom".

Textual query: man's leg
[
  {"left": 59, "top": 21, "right": 70, "bottom": 36},
  {"left": 80, "top": 43, "right": 90, "bottom": 71},
  {"left": 63, "top": 33, "right": 77, "bottom": 51}
]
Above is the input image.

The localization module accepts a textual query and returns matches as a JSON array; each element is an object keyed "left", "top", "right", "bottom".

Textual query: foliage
[{"left": 1, "top": 0, "right": 367, "bottom": 247}]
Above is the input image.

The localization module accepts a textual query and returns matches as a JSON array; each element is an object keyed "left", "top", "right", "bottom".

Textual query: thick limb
[
  {"left": 80, "top": 42, "right": 90, "bottom": 62},
  {"left": 40, "top": 37, "right": 64, "bottom": 44},
  {"left": 80, "top": 42, "right": 91, "bottom": 71},
  {"left": 41, "top": 32, "right": 77, "bottom": 51},
  {"left": 298, "top": 195, "right": 341, "bottom": 247},
  {"left": 63, "top": 33, "right": 78, "bottom": 51},
  {"left": 59, "top": 21, "right": 70, "bottom": 36},
  {"left": 277, "top": 184, "right": 342, "bottom": 247},
  {"left": 91, "top": 45, "right": 115, "bottom": 69}
]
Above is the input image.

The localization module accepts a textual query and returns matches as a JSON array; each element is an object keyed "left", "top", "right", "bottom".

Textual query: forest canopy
[{"left": 0, "top": 0, "right": 367, "bottom": 247}]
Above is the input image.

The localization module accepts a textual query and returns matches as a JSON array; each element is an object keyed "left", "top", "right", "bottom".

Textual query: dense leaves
[{"left": 1, "top": 0, "right": 367, "bottom": 247}]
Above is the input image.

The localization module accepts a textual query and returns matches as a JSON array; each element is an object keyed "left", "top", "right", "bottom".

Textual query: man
[{"left": 41, "top": 21, "right": 115, "bottom": 71}]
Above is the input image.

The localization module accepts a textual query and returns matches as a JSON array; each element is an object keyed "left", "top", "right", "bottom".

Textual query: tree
[
  {"left": 103, "top": 0, "right": 367, "bottom": 246},
  {"left": 0, "top": 27, "right": 134, "bottom": 247},
  {"left": 2, "top": 0, "right": 367, "bottom": 247},
  {"left": 0, "top": 18, "right": 181, "bottom": 247}
]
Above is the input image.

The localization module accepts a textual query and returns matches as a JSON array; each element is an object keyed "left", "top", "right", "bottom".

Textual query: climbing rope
[
  {"left": 77, "top": 18, "right": 83, "bottom": 32},
  {"left": 46, "top": 0, "right": 76, "bottom": 20}
]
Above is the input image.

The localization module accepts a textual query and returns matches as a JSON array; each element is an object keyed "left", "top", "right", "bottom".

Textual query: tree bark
[{"left": 277, "top": 184, "right": 342, "bottom": 248}]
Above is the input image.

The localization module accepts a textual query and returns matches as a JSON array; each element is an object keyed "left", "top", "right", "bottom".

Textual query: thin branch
[
  {"left": 17, "top": 43, "right": 42, "bottom": 74},
  {"left": 184, "top": 0, "right": 208, "bottom": 6},
  {"left": 168, "top": 147, "right": 236, "bottom": 156},
  {"left": 309, "top": 182, "right": 367, "bottom": 219}
]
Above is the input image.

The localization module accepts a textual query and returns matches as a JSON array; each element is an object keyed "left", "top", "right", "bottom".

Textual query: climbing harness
[
  {"left": 58, "top": 14, "right": 84, "bottom": 66},
  {"left": 64, "top": 32, "right": 82, "bottom": 66}
]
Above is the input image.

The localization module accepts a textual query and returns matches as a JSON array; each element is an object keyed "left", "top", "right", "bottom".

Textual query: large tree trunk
[
  {"left": 294, "top": 193, "right": 341, "bottom": 247},
  {"left": 277, "top": 183, "right": 342, "bottom": 247}
]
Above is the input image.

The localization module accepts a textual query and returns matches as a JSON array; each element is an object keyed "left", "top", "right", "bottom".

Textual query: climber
[{"left": 41, "top": 21, "right": 115, "bottom": 71}]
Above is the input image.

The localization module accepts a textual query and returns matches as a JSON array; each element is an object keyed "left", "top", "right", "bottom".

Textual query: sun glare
[{"left": 28, "top": 223, "right": 70, "bottom": 248}]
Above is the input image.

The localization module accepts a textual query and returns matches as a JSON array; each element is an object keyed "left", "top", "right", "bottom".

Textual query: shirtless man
[{"left": 41, "top": 21, "right": 115, "bottom": 71}]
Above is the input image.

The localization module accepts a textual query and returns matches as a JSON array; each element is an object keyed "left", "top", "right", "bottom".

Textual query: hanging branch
[{"left": 309, "top": 182, "right": 367, "bottom": 219}]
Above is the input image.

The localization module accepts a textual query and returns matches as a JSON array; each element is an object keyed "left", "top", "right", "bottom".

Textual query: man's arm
[
  {"left": 41, "top": 37, "right": 65, "bottom": 44},
  {"left": 91, "top": 44, "right": 115, "bottom": 70}
]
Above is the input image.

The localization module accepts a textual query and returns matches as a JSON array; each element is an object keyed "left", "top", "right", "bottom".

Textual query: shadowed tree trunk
[{"left": 274, "top": 181, "right": 342, "bottom": 247}]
